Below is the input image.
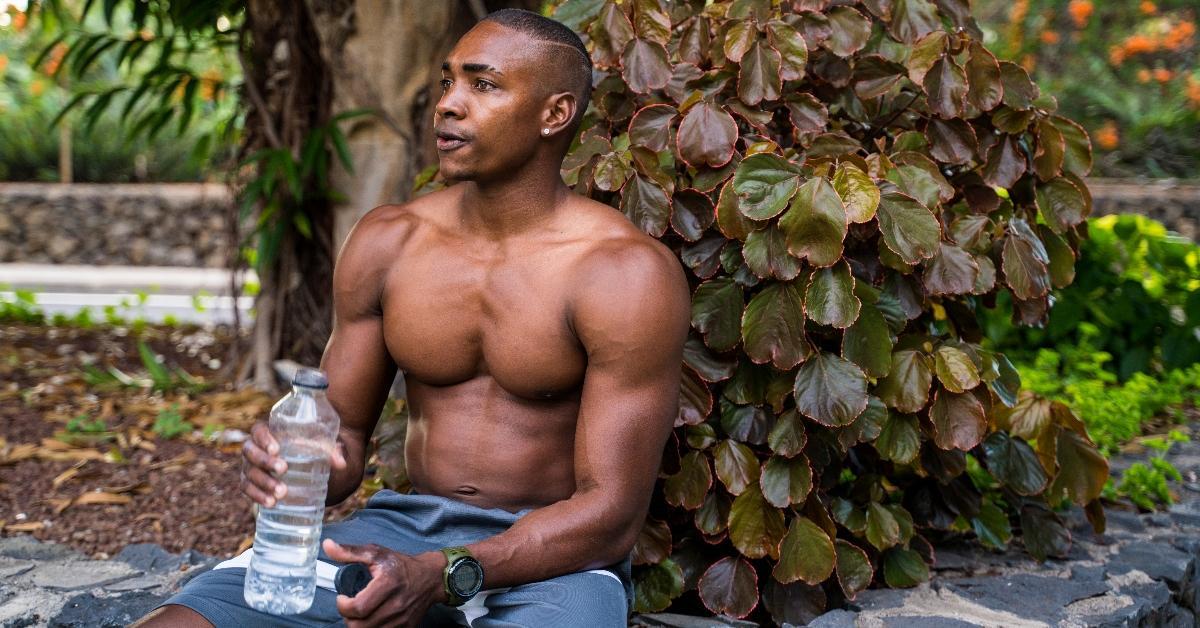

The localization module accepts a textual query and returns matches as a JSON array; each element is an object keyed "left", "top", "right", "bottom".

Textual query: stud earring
[{"left": 542, "top": 128, "right": 550, "bottom": 136}]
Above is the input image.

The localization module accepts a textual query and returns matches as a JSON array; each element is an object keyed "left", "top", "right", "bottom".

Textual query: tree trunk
[{"left": 238, "top": 0, "right": 537, "bottom": 391}]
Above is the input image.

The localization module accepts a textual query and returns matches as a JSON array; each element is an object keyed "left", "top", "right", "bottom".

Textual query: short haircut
[{"left": 481, "top": 8, "right": 593, "bottom": 132}]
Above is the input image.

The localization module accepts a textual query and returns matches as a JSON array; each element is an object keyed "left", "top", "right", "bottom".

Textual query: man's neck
[{"left": 456, "top": 158, "right": 569, "bottom": 239}]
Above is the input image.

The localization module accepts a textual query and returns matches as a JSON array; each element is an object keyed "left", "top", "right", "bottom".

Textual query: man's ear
[{"left": 542, "top": 92, "right": 576, "bottom": 136}]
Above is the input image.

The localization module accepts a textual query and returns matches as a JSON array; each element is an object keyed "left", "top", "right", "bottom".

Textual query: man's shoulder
[
  {"left": 565, "top": 195, "right": 680, "bottom": 279},
  {"left": 342, "top": 188, "right": 459, "bottom": 258},
  {"left": 563, "top": 195, "right": 688, "bottom": 310}
]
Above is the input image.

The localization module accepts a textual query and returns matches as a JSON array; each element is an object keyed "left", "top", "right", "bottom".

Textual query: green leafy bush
[
  {"left": 152, "top": 403, "right": 193, "bottom": 439},
  {"left": 496, "top": 0, "right": 1110, "bottom": 621},
  {"left": 985, "top": 214, "right": 1200, "bottom": 381}
]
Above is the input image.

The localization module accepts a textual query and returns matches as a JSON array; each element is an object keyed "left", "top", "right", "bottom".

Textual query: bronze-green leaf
[
  {"left": 1048, "top": 428, "right": 1108, "bottom": 506},
  {"left": 930, "top": 389, "right": 987, "bottom": 451},
  {"left": 766, "top": 19, "right": 808, "bottom": 81},
  {"left": 842, "top": 304, "right": 893, "bottom": 378},
  {"left": 982, "top": 432, "right": 1049, "bottom": 496},
  {"left": 742, "top": 281, "right": 809, "bottom": 369},
  {"left": 695, "top": 490, "right": 732, "bottom": 535},
  {"left": 1050, "top": 115, "right": 1093, "bottom": 177},
  {"left": 729, "top": 483, "right": 787, "bottom": 559},
  {"left": 794, "top": 351, "right": 869, "bottom": 427},
  {"left": 877, "top": 192, "right": 940, "bottom": 265},
  {"left": 823, "top": 7, "right": 871, "bottom": 57},
  {"left": 1036, "top": 177, "right": 1087, "bottom": 234},
  {"left": 678, "top": 364, "right": 712, "bottom": 426},
  {"left": 780, "top": 178, "right": 848, "bottom": 267},
  {"left": 699, "top": 556, "right": 759, "bottom": 619},
  {"left": 633, "top": 517, "right": 672, "bottom": 565},
  {"left": 835, "top": 540, "right": 873, "bottom": 600},
  {"left": 965, "top": 41, "right": 1003, "bottom": 112},
  {"left": 723, "top": 19, "right": 757, "bottom": 63},
  {"left": 926, "top": 118, "right": 977, "bottom": 165},
  {"left": 767, "top": 409, "right": 808, "bottom": 458},
  {"left": 691, "top": 277, "right": 744, "bottom": 352},
  {"left": 786, "top": 93, "right": 829, "bottom": 133},
  {"left": 924, "top": 55, "right": 967, "bottom": 119},
  {"left": 634, "top": 558, "right": 685, "bottom": 613},
  {"left": 934, "top": 345, "right": 981, "bottom": 393},
  {"left": 889, "top": 0, "right": 942, "bottom": 44},
  {"left": 628, "top": 104, "right": 678, "bottom": 153},
  {"left": 999, "top": 61, "right": 1039, "bottom": 110},
  {"left": 671, "top": 188, "right": 716, "bottom": 242},
  {"left": 665, "top": 450, "right": 713, "bottom": 510},
  {"left": 622, "top": 38, "right": 672, "bottom": 94},
  {"left": 714, "top": 439, "right": 760, "bottom": 495},
  {"left": 866, "top": 501, "right": 901, "bottom": 550},
  {"left": 676, "top": 101, "right": 738, "bottom": 169},
  {"left": 1002, "top": 218, "right": 1052, "bottom": 301},
  {"left": 733, "top": 153, "right": 802, "bottom": 220},
  {"left": 743, "top": 225, "right": 804, "bottom": 281},
  {"left": 876, "top": 349, "right": 933, "bottom": 413},
  {"left": 1020, "top": 503, "right": 1071, "bottom": 562},
  {"left": 923, "top": 242, "right": 980, "bottom": 296},
  {"left": 874, "top": 412, "right": 921, "bottom": 464},
  {"left": 832, "top": 162, "right": 880, "bottom": 224},
  {"left": 805, "top": 261, "right": 861, "bottom": 328},
  {"left": 759, "top": 454, "right": 813, "bottom": 508},
  {"left": 738, "top": 40, "right": 783, "bottom": 106},
  {"left": 773, "top": 516, "right": 835, "bottom": 585},
  {"left": 981, "top": 135, "right": 1025, "bottom": 190},
  {"left": 882, "top": 546, "right": 930, "bottom": 587},
  {"left": 621, "top": 174, "right": 671, "bottom": 237}
]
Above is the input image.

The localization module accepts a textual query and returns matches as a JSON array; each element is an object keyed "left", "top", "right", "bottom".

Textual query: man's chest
[{"left": 379, "top": 247, "right": 588, "bottom": 399}]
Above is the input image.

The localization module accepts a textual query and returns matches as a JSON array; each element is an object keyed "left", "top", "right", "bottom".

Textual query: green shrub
[
  {"left": 985, "top": 214, "right": 1200, "bottom": 381},
  {"left": 152, "top": 403, "right": 193, "bottom": 439},
  {"left": 414, "top": 0, "right": 1112, "bottom": 621}
]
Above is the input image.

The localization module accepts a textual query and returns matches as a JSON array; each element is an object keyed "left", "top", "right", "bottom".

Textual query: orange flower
[
  {"left": 1040, "top": 30, "right": 1061, "bottom": 44},
  {"left": 1109, "top": 46, "right": 1126, "bottom": 65},
  {"left": 30, "top": 78, "right": 44, "bottom": 97},
  {"left": 1137, "top": 68, "right": 1152, "bottom": 83},
  {"left": 1010, "top": 0, "right": 1030, "bottom": 24},
  {"left": 1187, "top": 77, "right": 1200, "bottom": 106},
  {"left": 1153, "top": 68, "right": 1172, "bottom": 83},
  {"left": 0, "top": 54, "right": 7, "bottom": 75},
  {"left": 1123, "top": 34, "right": 1158, "bottom": 55},
  {"left": 11, "top": 11, "right": 26, "bottom": 31},
  {"left": 1139, "top": 1, "right": 1157, "bottom": 15},
  {"left": 1165, "top": 21, "right": 1195, "bottom": 51},
  {"left": 1094, "top": 121, "right": 1119, "bottom": 151},
  {"left": 45, "top": 59, "right": 59, "bottom": 75},
  {"left": 1068, "top": 0, "right": 1093, "bottom": 28}
]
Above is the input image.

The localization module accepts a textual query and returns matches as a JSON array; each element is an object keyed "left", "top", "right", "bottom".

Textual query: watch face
[{"left": 449, "top": 559, "right": 483, "bottom": 597}]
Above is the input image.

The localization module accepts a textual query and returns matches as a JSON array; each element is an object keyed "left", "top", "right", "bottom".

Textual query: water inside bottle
[{"left": 244, "top": 447, "right": 330, "bottom": 615}]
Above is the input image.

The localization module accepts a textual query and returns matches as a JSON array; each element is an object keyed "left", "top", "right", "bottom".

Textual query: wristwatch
[{"left": 440, "top": 546, "right": 484, "bottom": 606}]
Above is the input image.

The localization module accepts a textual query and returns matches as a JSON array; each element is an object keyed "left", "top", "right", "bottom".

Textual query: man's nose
[{"left": 435, "top": 88, "right": 465, "bottom": 120}]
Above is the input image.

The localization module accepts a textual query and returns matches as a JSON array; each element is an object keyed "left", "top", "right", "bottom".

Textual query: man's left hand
[{"left": 322, "top": 538, "right": 447, "bottom": 627}]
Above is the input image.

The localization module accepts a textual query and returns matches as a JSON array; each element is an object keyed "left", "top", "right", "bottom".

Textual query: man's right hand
[
  {"left": 240, "top": 422, "right": 288, "bottom": 508},
  {"left": 240, "top": 422, "right": 350, "bottom": 508}
]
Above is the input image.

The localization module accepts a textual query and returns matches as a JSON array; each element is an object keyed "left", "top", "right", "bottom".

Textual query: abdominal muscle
[{"left": 401, "top": 376, "right": 581, "bottom": 513}]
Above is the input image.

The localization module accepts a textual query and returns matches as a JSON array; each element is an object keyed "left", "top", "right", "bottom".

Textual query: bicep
[
  {"left": 571, "top": 246, "right": 690, "bottom": 505},
  {"left": 318, "top": 210, "right": 399, "bottom": 451}
]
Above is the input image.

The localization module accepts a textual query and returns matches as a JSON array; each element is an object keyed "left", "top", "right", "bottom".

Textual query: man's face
[{"left": 435, "top": 22, "right": 547, "bottom": 181}]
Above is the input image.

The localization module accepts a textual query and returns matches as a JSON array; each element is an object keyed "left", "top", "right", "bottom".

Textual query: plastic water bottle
[{"left": 244, "top": 368, "right": 340, "bottom": 615}]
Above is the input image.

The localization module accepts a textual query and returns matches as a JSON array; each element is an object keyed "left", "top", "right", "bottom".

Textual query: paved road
[{"left": 0, "top": 263, "right": 255, "bottom": 326}]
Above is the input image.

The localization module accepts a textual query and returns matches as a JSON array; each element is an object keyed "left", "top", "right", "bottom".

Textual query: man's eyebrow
[{"left": 441, "top": 61, "right": 503, "bottom": 75}]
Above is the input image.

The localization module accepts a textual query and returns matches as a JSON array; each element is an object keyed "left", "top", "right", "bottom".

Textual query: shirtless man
[{"left": 134, "top": 8, "right": 690, "bottom": 628}]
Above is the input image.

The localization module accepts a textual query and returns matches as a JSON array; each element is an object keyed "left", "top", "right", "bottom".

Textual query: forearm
[
  {"left": 465, "top": 490, "right": 644, "bottom": 589},
  {"left": 325, "top": 432, "right": 368, "bottom": 506}
]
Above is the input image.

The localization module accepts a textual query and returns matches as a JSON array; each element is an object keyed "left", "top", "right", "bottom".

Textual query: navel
[{"left": 454, "top": 485, "right": 479, "bottom": 496}]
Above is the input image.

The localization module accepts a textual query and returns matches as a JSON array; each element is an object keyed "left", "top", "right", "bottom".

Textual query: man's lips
[{"left": 435, "top": 131, "right": 469, "bottom": 152}]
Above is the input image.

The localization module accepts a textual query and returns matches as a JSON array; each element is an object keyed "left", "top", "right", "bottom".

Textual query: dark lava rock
[
  {"left": 50, "top": 591, "right": 169, "bottom": 628},
  {"left": 943, "top": 573, "right": 1110, "bottom": 619},
  {"left": 879, "top": 617, "right": 982, "bottom": 628},
  {"left": 0, "top": 538, "right": 82, "bottom": 562},
  {"left": 1107, "top": 541, "right": 1194, "bottom": 586},
  {"left": 115, "top": 543, "right": 212, "bottom": 574}
]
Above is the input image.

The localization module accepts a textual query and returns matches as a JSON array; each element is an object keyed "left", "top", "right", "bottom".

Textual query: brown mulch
[{"left": 0, "top": 322, "right": 364, "bottom": 560}]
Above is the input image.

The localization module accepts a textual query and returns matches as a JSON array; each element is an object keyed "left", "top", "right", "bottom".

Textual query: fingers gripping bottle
[{"left": 244, "top": 368, "right": 341, "bottom": 615}]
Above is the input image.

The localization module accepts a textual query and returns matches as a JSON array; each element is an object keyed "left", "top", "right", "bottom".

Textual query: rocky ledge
[{"left": 3, "top": 432, "right": 1198, "bottom": 627}]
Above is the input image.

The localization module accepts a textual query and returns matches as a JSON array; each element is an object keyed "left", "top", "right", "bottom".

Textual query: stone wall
[
  {"left": 0, "top": 183, "right": 231, "bottom": 268},
  {"left": 1089, "top": 179, "right": 1200, "bottom": 241},
  {"left": 0, "top": 180, "right": 1196, "bottom": 271}
]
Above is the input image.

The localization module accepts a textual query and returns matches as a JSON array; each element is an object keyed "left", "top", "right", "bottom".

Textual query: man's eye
[
  {"left": 439, "top": 79, "right": 452, "bottom": 90},
  {"left": 474, "top": 80, "right": 494, "bottom": 91}
]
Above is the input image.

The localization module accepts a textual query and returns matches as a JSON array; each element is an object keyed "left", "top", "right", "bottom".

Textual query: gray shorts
[{"left": 157, "top": 490, "right": 631, "bottom": 627}]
